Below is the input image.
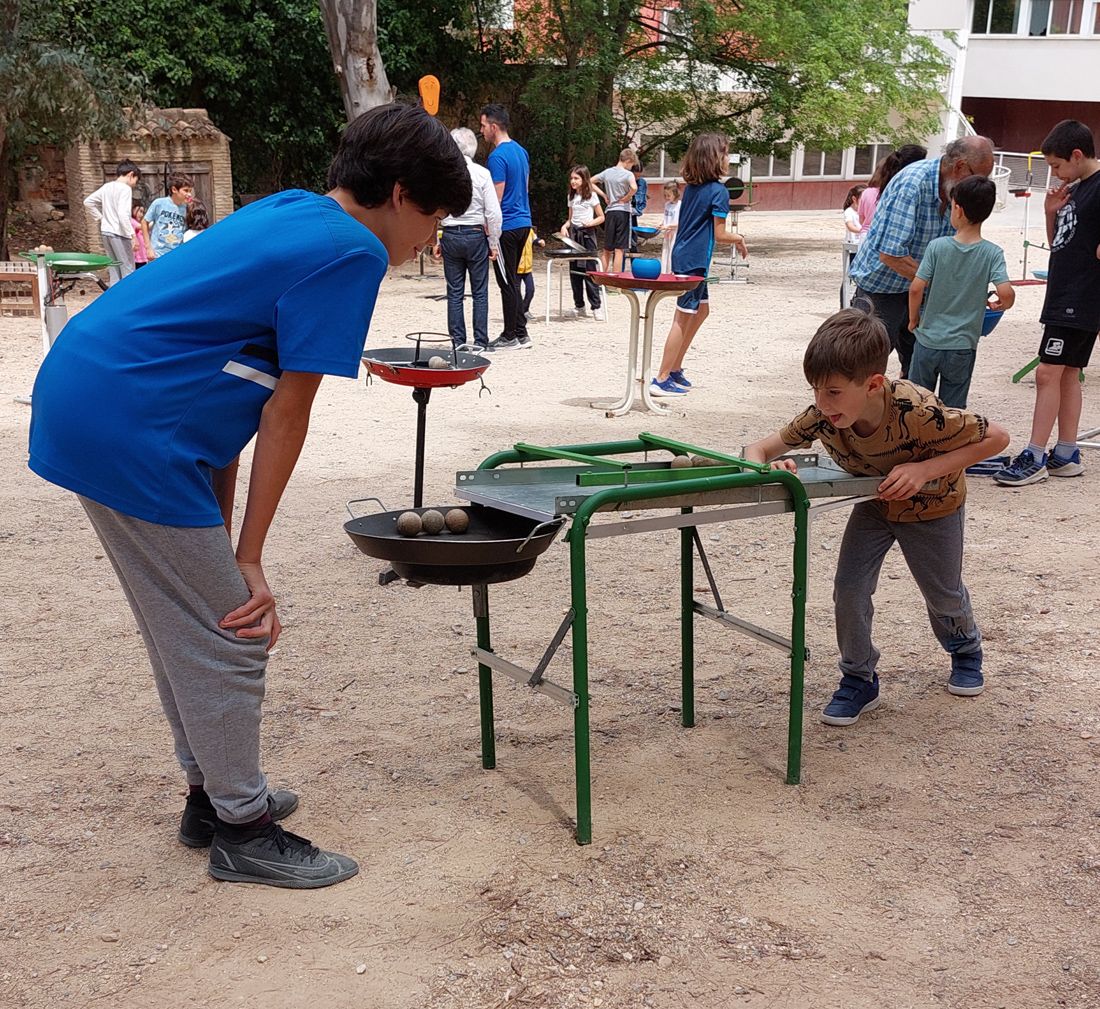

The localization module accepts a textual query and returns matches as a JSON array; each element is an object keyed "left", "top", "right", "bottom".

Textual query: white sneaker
[
  {"left": 592, "top": 305, "right": 606, "bottom": 321},
  {"left": 569, "top": 306, "right": 587, "bottom": 318}
]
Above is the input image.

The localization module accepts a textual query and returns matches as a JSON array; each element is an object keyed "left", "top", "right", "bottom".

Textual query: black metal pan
[{"left": 344, "top": 503, "right": 564, "bottom": 585}]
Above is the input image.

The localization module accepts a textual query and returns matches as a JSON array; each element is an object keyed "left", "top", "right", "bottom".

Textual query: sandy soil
[{"left": 2, "top": 211, "right": 1098, "bottom": 1009}]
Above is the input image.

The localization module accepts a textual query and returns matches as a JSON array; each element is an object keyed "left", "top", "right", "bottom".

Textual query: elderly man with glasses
[
  {"left": 435, "top": 127, "right": 503, "bottom": 351},
  {"left": 850, "top": 136, "right": 996, "bottom": 378}
]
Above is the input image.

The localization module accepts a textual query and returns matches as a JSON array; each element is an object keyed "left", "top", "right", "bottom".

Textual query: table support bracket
[
  {"left": 473, "top": 647, "right": 579, "bottom": 710},
  {"left": 694, "top": 601, "right": 807, "bottom": 659},
  {"left": 530, "top": 609, "right": 575, "bottom": 686},
  {"left": 691, "top": 529, "right": 725, "bottom": 613}
]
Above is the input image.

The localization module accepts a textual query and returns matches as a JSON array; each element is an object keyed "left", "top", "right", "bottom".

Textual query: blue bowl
[
  {"left": 630, "top": 257, "right": 661, "bottom": 279},
  {"left": 633, "top": 226, "right": 659, "bottom": 237},
  {"left": 981, "top": 308, "right": 1004, "bottom": 336}
]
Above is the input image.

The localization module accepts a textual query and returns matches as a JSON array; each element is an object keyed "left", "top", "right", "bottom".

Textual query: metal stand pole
[
  {"left": 411, "top": 386, "right": 431, "bottom": 508},
  {"left": 787, "top": 495, "right": 810, "bottom": 785},
  {"left": 472, "top": 583, "right": 496, "bottom": 769},
  {"left": 569, "top": 513, "right": 593, "bottom": 845},
  {"left": 680, "top": 508, "right": 695, "bottom": 728}
]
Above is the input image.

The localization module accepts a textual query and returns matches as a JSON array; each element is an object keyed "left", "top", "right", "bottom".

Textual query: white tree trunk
[{"left": 318, "top": 0, "right": 393, "bottom": 121}]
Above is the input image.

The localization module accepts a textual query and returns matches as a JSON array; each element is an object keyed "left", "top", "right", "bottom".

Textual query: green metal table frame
[{"left": 462, "top": 434, "right": 878, "bottom": 845}]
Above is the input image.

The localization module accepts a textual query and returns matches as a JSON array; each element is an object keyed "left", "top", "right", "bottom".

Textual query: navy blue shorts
[{"left": 675, "top": 270, "right": 708, "bottom": 313}]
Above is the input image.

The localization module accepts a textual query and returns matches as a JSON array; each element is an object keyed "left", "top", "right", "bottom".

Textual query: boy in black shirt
[{"left": 996, "top": 120, "right": 1100, "bottom": 486}]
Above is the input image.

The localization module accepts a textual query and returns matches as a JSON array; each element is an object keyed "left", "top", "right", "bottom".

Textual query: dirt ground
[{"left": 2, "top": 210, "right": 1098, "bottom": 1009}]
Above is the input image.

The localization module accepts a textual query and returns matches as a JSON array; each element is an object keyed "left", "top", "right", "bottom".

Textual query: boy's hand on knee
[{"left": 221, "top": 560, "right": 282, "bottom": 649}]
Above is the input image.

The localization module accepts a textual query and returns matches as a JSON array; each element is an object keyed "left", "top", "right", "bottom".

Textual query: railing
[{"left": 994, "top": 150, "right": 1052, "bottom": 193}]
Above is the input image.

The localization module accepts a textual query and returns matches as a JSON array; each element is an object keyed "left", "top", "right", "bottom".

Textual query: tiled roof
[{"left": 128, "top": 108, "right": 228, "bottom": 142}]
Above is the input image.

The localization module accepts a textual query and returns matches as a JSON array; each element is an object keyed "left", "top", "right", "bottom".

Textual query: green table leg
[
  {"left": 681, "top": 507, "right": 695, "bottom": 728},
  {"left": 1012, "top": 357, "right": 1040, "bottom": 383},
  {"left": 569, "top": 518, "right": 593, "bottom": 845},
  {"left": 472, "top": 583, "right": 496, "bottom": 769},
  {"left": 787, "top": 498, "right": 810, "bottom": 785}
]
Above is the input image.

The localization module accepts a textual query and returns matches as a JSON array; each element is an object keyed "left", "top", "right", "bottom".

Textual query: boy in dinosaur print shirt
[{"left": 744, "top": 307, "right": 1009, "bottom": 727}]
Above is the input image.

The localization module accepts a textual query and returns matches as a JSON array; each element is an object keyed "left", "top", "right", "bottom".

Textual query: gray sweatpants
[
  {"left": 80, "top": 498, "right": 269, "bottom": 823},
  {"left": 833, "top": 502, "right": 981, "bottom": 682},
  {"left": 101, "top": 232, "right": 135, "bottom": 287}
]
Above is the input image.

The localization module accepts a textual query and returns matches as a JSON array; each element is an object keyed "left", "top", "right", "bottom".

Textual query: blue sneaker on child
[
  {"left": 650, "top": 377, "right": 687, "bottom": 397},
  {"left": 947, "top": 648, "right": 984, "bottom": 696},
  {"left": 1048, "top": 447, "right": 1084, "bottom": 477},
  {"left": 993, "top": 449, "right": 1047, "bottom": 486},
  {"left": 669, "top": 369, "right": 692, "bottom": 389},
  {"left": 821, "top": 673, "right": 880, "bottom": 726}
]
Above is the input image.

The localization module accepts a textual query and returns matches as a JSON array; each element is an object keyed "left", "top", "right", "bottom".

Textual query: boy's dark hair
[
  {"left": 168, "top": 172, "right": 194, "bottom": 193},
  {"left": 116, "top": 159, "right": 141, "bottom": 179},
  {"left": 328, "top": 103, "right": 472, "bottom": 217},
  {"left": 480, "top": 103, "right": 510, "bottom": 129},
  {"left": 185, "top": 200, "right": 209, "bottom": 231},
  {"left": 1041, "top": 119, "right": 1096, "bottom": 160},
  {"left": 803, "top": 307, "right": 890, "bottom": 386},
  {"left": 951, "top": 175, "right": 996, "bottom": 224}
]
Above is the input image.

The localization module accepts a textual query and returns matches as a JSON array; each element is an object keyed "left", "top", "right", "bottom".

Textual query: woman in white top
[{"left": 558, "top": 165, "right": 605, "bottom": 317}]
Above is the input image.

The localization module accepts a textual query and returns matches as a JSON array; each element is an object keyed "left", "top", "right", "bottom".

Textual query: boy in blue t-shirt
[
  {"left": 145, "top": 173, "right": 195, "bottom": 258},
  {"left": 28, "top": 103, "right": 472, "bottom": 889},
  {"left": 906, "top": 175, "right": 1015, "bottom": 408}
]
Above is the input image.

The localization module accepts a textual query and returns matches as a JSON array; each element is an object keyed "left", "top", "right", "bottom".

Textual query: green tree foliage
[
  {"left": 46, "top": 0, "right": 345, "bottom": 194},
  {"left": 0, "top": 0, "right": 140, "bottom": 256}
]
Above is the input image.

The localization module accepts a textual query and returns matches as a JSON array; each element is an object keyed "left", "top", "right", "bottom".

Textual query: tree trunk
[
  {"left": 0, "top": 129, "right": 11, "bottom": 261},
  {"left": 318, "top": 0, "right": 393, "bottom": 121}
]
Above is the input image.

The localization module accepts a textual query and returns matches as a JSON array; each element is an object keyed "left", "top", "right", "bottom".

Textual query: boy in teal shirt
[{"left": 907, "top": 175, "right": 1015, "bottom": 408}]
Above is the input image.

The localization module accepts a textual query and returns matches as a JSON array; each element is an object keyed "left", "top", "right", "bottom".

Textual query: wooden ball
[
  {"left": 692, "top": 455, "right": 723, "bottom": 467},
  {"left": 428, "top": 356, "right": 447, "bottom": 369},
  {"left": 396, "top": 511, "right": 422, "bottom": 537},
  {"left": 445, "top": 508, "right": 469, "bottom": 534},
  {"left": 670, "top": 454, "right": 693, "bottom": 469},
  {"left": 421, "top": 509, "right": 445, "bottom": 535}
]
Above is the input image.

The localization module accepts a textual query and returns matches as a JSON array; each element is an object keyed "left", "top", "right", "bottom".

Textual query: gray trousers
[
  {"left": 80, "top": 498, "right": 269, "bottom": 823},
  {"left": 101, "top": 232, "right": 135, "bottom": 287},
  {"left": 834, "top": 502, "right": 981, "bottom": 682}
]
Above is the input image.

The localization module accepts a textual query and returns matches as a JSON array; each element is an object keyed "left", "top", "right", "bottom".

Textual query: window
[
  {"left": 638, "top": 138, "right": 684, "bottom": 180},
  {"left": 854, "top": 143, "right": 892, "bottom": 176},
  {"left": 747, "top": 145, "right": 792, "bottom": 179},
  {"left": 971, "top": 0, "right": 1022, "bottom": 32},
  {"left": 1029, "top": 0, "right": 1084, "bottom": 33},
  {"left": 660, "top": 6, "right": 692, "bottom": 40},
  {"left": 801, "top": 147, "right": 844, "bottom": 177}
]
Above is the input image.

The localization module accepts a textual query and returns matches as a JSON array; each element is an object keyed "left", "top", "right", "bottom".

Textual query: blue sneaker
[
  {"left": 669, "top": 369, "right": 692, "bottom": 389},
  {"left": 948, "top": 648, "right": 984, "bottom": 696},
  {"left": 1048, "top": 448, "right": 1084, "bottom": 477},
  {"left": 993, "top": 449, "right": 1048, "bottom": 486},
  {"left": 650, "top": 377, "right": 687, "bottom": 397},
  {"left": 821, "top": 674, "right": 880, "bottom": 726}
]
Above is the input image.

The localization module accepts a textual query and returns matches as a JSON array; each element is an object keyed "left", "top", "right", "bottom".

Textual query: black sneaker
[
  {"left": 209, "top": 822, "right": 359, "bottom": 889},
  {"left": 179, "top": 789, "right": 300, "bottom": 848},
  {"left": 486, "top": 336, "right": 520, "bottom": 352},
  {"left": 516, "top": 333, "right": 533, "bottom": 348}
]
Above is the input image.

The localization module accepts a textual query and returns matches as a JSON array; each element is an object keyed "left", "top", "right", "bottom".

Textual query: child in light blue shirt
[{"left": 907, "top": 175, "right": 1015, "bottom": 408}]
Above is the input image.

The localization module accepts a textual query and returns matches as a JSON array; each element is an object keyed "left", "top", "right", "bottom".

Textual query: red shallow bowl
[{"left": 362, "top": 348, "right": 490, "bottom": 388}]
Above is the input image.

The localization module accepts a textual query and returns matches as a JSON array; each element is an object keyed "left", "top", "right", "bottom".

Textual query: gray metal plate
[{"left": 456, "top": 454, "right": 882, "bottom": 521}]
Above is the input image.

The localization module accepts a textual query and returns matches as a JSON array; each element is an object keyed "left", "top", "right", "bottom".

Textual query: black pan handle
[
  {"left": 515, "top": 517, "right": 566, "bottom": 554},
  {"left": 346, "top": 496, "right": 390, "bottom": 519}
]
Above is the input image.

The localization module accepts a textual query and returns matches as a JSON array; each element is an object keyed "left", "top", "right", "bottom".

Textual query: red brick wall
[{"left": 962, "top": 97, "right": 1100, "bottom": 153}]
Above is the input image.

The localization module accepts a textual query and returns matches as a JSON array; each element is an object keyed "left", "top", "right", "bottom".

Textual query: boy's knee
[{"left": 1035, "top": 363, "right": 1064, "bottom": 388}]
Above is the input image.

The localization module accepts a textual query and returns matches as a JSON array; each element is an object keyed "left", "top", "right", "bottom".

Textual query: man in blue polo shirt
[
  {"left": 850, "top": 136, "right": 994, "bottom": 377},
  {"left": 28, "top": 104, "right": 471, "bottom": 890},
  {"left": 480, "top": 103, "right": 534, "bottom": 351}
]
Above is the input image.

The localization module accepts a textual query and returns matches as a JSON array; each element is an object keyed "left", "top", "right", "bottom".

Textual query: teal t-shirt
[
  {"left": 914, "top": 236, "right": 1009, "bottom": 351},
  {"left": 146, "top": 196, "right": 187, "bottom": 257}
]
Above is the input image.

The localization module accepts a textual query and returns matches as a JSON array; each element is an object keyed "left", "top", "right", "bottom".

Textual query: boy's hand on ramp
[{"left": 877, "top": 462, "right": 928, "bottom": 501}]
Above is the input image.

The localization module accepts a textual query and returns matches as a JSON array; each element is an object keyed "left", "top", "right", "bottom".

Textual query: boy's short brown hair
[
  {"left": 803, "top": 307, "right": 890, "bottom": 386},
  {"left": 168, "top": 172, "right": 194, "bottom": 193},
  {"left": 619, "top": 148, "right": 637, "bottom": 165}
]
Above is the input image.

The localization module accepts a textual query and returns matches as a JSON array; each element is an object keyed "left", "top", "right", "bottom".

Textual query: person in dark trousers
[
  {"left": 480, "top": 104, "right": 533, "bottom": 351},
  {"left": 849, "top": 136, "right": 994, "bottom": 378},
  {"left": 28, "top": 103, "right": 472, "bottom": 890}
]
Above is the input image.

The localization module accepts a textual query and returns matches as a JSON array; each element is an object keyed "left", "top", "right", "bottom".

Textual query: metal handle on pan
[
  {"left": 346, "top": 496, "right": 390, "bottom": 519},
  {"left": 516, "top": 517, "right": 565, "bottom": 554}
]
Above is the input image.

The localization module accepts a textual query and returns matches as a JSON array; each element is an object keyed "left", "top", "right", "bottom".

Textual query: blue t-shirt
[
  {"left": 488, "top": 140, "right": 532, "bottom": 231},
  {"left": 670, "top": 181, "right": 729, "bottom": 274},
  {"left": 29, "top": 190, "right": 388, "bottom": 527},
  {"left": 146, "top": 196, "right": 187, "bottom": 257},
  {"left": 632, "top": 176, "right": 648, "bottom": 215}
]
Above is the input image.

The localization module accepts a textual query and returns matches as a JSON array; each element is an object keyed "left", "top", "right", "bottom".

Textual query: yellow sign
[{"left": 419, "top": 76, "right": 440, "bottom": 116}]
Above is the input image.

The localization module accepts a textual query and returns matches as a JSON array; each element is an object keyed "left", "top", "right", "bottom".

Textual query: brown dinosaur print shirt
[{"left": 779, "top": 379, "right": 988, "bottom": 522}]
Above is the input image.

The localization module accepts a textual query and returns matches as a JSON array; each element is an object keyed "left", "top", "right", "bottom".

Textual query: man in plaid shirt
[{"left": 851, "top": 136, "right": 995, "bottom": 377}]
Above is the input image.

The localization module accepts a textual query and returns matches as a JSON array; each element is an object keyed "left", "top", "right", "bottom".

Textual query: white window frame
[{"left": 796, "top": 145, "right": 846, "bottom": 180}]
